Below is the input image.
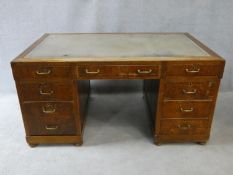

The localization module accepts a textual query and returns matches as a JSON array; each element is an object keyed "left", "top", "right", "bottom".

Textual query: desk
[{"left": 11, "top": 33, "right": 225, "bottom": 147}]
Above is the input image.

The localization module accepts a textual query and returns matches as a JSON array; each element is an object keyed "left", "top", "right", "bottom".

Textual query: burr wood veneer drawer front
[
  {"left": 20, "top": 81, "right": 74, "bottom": 101},
  {"left": 164, "top": 79, "right": 219, "bottom": 100},
  {"left": 23, "top": 102, "right": 76, "bottom": 135},
  {"left": 160, "top": 119, "right": 209, "bottom": 135},
  {"left": 77, "top": 65, "right": 160, "bottom": 79},
  {"left": 162, "top": 101, "right": 212, "bottom": 118},
  {"left": 12, "top": 65, "right": 73, "bottom": 80},
  {"left": 166, "top": 62, "right": 224, "bottom": 77}
]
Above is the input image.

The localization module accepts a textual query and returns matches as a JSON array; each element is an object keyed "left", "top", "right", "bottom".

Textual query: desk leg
[
  {"left": 76, "top": 80, "right": 91, "bottom": 144},
  {"left": 143, "top": 79, "right": 160, "bottom": 145}
]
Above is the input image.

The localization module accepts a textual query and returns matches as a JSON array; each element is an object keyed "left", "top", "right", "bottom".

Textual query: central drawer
[
  {"left": 77, "top": 65, "right": 127, "bottom": 79},
  {"left": 127, "top": 65, "right": 160, "bottom": 78},
  {"left": 76, "top": 65, "right": 161, "bottom": 79}
]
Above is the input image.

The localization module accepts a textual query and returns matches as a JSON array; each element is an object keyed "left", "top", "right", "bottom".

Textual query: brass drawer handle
[
  {"left": 39, "top": 89, "right": 54, "bottom": 95},
  {"left": 177, "top": 124, "right": 191, "bottom": 130},
  {"left": 45, "top": 125, "right": 58, "bottom": 130},
  {"left": 137, "top": 69, "right": 152, "bottom": 74},
  {"left": 180, "top": 107, "right": 194, "bottom": 112},
  {"left": 185, "top": 68, "right": 200, "bottom": 73},
  {"left": 85, "top": 69, "right": 100, "bottom": 74},
  {"left": 36, "top": 69, "right": 51, "bottom": 75},
  {"left": 42, "top": 106, "right": 56, "bottom": 113},
  {"left": 182, "top": 89, "right": 197, "bottom": 94}
]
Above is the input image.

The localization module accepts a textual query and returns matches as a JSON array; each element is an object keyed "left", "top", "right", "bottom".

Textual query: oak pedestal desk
[{"left": 11, "top": 33, "right": 225, "bottom": 147}]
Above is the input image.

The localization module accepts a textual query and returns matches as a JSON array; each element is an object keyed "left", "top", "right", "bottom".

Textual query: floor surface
[{"left": 0, "top": 86, "right": 233, "bottom": 175}]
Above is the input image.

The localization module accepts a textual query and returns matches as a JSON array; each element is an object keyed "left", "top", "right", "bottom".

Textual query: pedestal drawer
[
  {"left": 162, "top": 101, "right": 212, "bottom": 118},
  {"left": 27, "top": 120, "right": 76, "bottom": 136},
  {"left": 164, "top": 79, "right": 219, "bottom": 100},
  {"left": 12, "top": 65, "right": 73, "bottom": 80},
  {"left": 160, "top": 119, "right": 209, "bottom": 135},
  {"left": 23, "top": 102, "right": 77, "bottom": 135},
  {"left": 20, "top": 81, "right": 74, "bottom": 101},
  {"left": 23, "top": 102, "right": 74, "bottom": 118},
  {"left": 166, "top": 62, "right": 224, "bottom": 77}
]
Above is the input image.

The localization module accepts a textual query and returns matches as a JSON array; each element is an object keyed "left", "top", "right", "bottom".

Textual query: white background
[{"left": 0, "top": 0, "right": 233, "bottom": 93}]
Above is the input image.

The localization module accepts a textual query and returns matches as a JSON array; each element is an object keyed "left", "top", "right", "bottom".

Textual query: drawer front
[
  {"left": 164, "top": 79, "right": 219, "bottom": 100},
  {"left": 128, "top": 65, "right": 160, "bottom": 79},
  {"left": 27, "top": 120, "right": 76, "bottom": 136},
  {"left": 23, "top": 102, "right": 74, "bottom": 118},
  {"left": 160, "top": 119, "right": 209, "bottom": 135},
  {"left": 166, "top": 62, "right": 224, "bottom": 77},
  {"left": 21, "top": 82, "right": 74, "bottom": 101},
  {"left": 77, "top": 65, "right": 127, "bottom": 79},
  {"left": 12, "top": 65, "right": 73, "bottom": 80},
  {"left": 77, "top": 65, "right": 161, "bottom": 79},
  {"left": 23, "top": 102, "right": 76, "bottom": 135},
  {"left": 162, "top": 101, "right": 212, "bottom": 118}
]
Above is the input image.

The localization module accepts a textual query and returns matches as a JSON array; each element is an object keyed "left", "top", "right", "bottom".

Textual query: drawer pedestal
[{"left": 151, "top": 61, "right": 223, "bottom": 145}]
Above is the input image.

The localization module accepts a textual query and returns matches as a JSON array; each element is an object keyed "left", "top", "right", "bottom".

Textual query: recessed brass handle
[
  {"left": 85, "top": 69, "right": 100, "bottom": 74},
  {"left": 137, "top": 69, "right": 152, "bottom": 74},
  {"left": 185, "top": 68, "right": 200, "bottom": 73},
  {"left": 39, "top": 89, "right": 54, "bottom": 95},
  {"left": 36, "top": 69, "right": 51, "bottom": 75},
  {"left": 182, "top": 89, "right": 197, "bottom": 94},
  {"left": 42, "top": 106, "right": 56, "bottom": 113},
  {"left": 45, "top": 125, "right": 58, "bottom": 130},
  {"left": 180, "top": 107, "right": 194, "bottom": 112},
  {"left": 177, "top": 124, "right": 191, "bottom": 130}
]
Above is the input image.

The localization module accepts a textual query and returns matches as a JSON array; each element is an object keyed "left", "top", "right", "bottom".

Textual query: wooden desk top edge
[{"left": 11, "top": 33, "right": 225, "bottom": 63}]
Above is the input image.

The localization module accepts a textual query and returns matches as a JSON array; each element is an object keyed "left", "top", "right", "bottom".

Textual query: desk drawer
[
  {"left": 23, "top": 102, "right": 74, "bottom": 118},
  {"left": 128, "top": 65, "right": 160, "bottom": 79},
  {"left": 162, "top": 101, "right": 212, "bottom": 118},
  {"left": 12, "top": 65, "right": 73, "bottom": 80},
  {"left": 21, "top": 82, "right": 74, "bottom": 101},
  {"left": 164, "top": 79, "right": 218, "bottom": 100},
  {"left": 77, "top": 65, "right": 127, "bottom": 79},
  {"left": 77, "top": 65, "right": 160, "bottom": 79},
  {"left": 27, "top": 119, "right": 76, "bottom": 136},
  {"left": 23, "top": 102, "right": 76, "bottom": 136},
  {"left": 166, "top": 62, "right": 224, "bottom": 77},
  {"left": 160, "top": 119, "right": 209, "bottom": 135}
]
